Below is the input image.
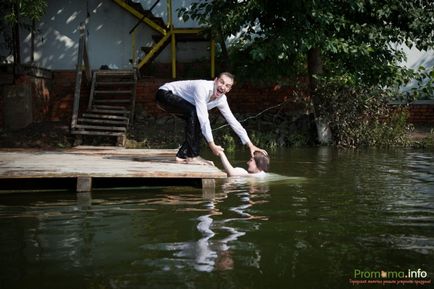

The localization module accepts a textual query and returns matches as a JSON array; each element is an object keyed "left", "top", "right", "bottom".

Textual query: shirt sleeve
[
  {"left": 192, "top": 85, "right": 214, "bottom": 143},
  {"left": 218, "top": 98, "right": 251, "bottom": 145}
]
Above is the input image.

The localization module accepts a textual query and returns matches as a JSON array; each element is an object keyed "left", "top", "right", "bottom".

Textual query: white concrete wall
[
  {"left": 397, "top": 44, "right": 434, "bottom": 99},
  {"left": 17, "top": 0, "right": 208, "bottom": 70}
]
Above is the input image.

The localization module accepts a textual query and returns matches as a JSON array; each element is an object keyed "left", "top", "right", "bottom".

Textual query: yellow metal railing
[
  {"left": 113, "top": 0, "right": 166, "bottom": 35},
  {"left": 137, "top": 32, "right": 171, "bottom": 68},
  {"left": 113, "top": 0, "right": 215, "bottom": 78}
]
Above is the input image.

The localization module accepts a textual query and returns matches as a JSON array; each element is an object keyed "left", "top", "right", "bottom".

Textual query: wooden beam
[
  {"left": 77, "top": 192, "right": 92, "bottom": 207},
  {"left": 71, "top": 22, "right": 86, "bottom": 129},
  {"left": 77, "top": 176, "right": 92, "bottom": 192},
  {"left": 202, "top": 178, "right": 215, "bottom": 195}
]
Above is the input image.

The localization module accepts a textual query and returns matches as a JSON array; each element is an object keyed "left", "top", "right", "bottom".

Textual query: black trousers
[{"left": 156, "top": 89, "right": 201, "bottom": 158}]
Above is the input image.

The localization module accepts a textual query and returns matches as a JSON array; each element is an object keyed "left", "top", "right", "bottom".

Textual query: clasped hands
[{"left": 209, "top": 141, "right": 267, "bottom": 157}]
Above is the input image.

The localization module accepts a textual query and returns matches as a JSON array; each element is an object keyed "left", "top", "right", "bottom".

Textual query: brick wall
[
  {"left": 2, "top": 69, "right": 433, "bottom": 129},
  {"left": 136, "top": 77, "right": 306, "bottom": 116},
  {"left": 49, "top": 70, "right": 90, "bottom": 122},
  {"left": 407, "top": 102, "right": 434, "bottom": 124},
  {"left": 1, "top": 70, "right": 53, "bottom": 129},
  {"left": 0, "top": 69, "right": 90, "bottom": 129}
]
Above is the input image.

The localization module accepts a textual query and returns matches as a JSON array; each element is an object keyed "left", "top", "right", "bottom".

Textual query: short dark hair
[
  {"left": 218, "top": 72, "right": 235, "bottom": 82},
  {"left": 253, "top": 151, "right": 270, "bottom": 172}
]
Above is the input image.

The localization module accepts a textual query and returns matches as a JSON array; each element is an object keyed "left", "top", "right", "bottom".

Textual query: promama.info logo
[{"left": 349, "top": 268, "right": 432, "bottom": 286}]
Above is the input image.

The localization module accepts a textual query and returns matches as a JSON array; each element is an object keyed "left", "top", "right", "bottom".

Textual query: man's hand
[
  {"left": 209, "top": 141, "right": 224, "bottom": 156},
  {"left": 247, "top": 142, "right": 268, "bottom": 157}
]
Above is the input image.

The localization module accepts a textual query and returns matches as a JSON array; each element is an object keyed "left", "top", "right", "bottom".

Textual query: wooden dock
[{"left": 0, "top": 146, "right": 227, "bottom": 193}]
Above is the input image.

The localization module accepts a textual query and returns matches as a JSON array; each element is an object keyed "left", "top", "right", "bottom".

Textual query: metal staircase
[
  {"left": 113, "top": 0, "right": 211, "bottom": 78},
  {"left": 71, "top": 69, "right": 137, "bottom": 146}
]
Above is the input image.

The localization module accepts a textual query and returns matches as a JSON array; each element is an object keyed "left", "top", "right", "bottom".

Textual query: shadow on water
[{"left": 0, "top": 147, "right": 433, "bottom": 289}]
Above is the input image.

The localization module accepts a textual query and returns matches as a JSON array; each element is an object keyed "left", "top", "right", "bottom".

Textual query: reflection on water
[{"left": 0, "top": 148, "right": 433, "bottom": 289}]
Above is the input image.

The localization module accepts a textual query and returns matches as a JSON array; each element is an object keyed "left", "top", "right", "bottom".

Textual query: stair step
[
  {"left": 94, "top": 90, "right": 133, "bottom": 94},
  {"left": 78, "top": 118, "right": 129, "bottom": 125},
  {"left": 93, "top": 99, "right": 131, "bottom": 104},
  {"left": 95, "top": 70, "right": 135, "bottom": 75},
  {"left": 73, "top": 124, "right": 127, "bottom": 132},
  {"left": 71, "top": 130, "right": 125, "bottom": 137},
  {"left": 82, "top": 113, "right": 129, "bottom": 120},
  {"left": 96, "top": 81, "right": 136, "bottom": 85},
  {"left": 88, "top": 108, "right": 130, "bottom": 115},
  {"left": 92, "top": 105, "right": 127, "bottom": 110}
]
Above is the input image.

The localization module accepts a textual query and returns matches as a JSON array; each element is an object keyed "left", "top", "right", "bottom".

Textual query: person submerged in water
[{"left": 218, "top": 151, "right": 270, "bottom": 177}]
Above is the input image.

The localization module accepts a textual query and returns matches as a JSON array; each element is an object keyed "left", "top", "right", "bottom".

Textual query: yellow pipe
[
  {"left": 167, "top": 0, "right": 172, "bottom": 27},
  {"left": 210, "top": 39, "right": 215, "bottom": 78},
  {"left": 137, "top": 32, "right": 171, "bottom": 68},
  {"left": 113, "top": 0, "right": 166, "bottom": 35}
]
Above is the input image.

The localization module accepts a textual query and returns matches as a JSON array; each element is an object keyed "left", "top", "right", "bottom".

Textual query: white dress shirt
[{"left": 160, "top": 80, "right": 251, "bottom": 144}]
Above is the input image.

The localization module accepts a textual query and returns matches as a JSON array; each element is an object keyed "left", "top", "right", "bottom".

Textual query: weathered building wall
[
  {"left": 7, "top": 70, "right": 429, "bottom": 127},
  {"left": 407, "top": 102, "right": 434, "bottom": 124},
  {"left": 0, "top": 67, "right": 89, "bottom": 129},
  {"left": 3, "top": 0, "right": 209, "bottom": 71}
]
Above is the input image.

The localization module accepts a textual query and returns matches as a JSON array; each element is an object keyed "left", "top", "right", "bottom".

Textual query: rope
[{"left": 212, "top": 98, "right": 293, "bottom": 131}]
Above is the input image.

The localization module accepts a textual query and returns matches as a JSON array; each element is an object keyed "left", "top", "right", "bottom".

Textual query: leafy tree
[
  {"left": 1, "top": 0, "right": 47, "bottom": 65},
  {"left": 179, "top": 0, "right": 434, "bottom": 146}
]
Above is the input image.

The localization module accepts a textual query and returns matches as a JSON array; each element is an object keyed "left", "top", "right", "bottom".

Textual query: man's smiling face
[{"left": 213, "top": 74, "right": 234, "bottom": 98}]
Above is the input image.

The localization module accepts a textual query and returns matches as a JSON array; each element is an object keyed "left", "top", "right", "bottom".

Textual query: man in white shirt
[{"left": 156, "top": 72, "right": 267, "bottom": 164}]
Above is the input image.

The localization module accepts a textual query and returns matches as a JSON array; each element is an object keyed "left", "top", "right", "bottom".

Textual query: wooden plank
[
  {"left": 0, "top": 149, "right": 227, "bottom": 180},
  {"left": 93, "top": 99, "right": 131, "bottom": 104},
  {"left": 83, "top": 42, "right": 91, "bottom": 81},
  {"left": 77, "top": 118, "right": 128, "bottom": 125},
  {"left": 82, "top": 113, "right": 129, "bottom": 120},
  {"left": 130, "top": 69, "right": 137, "bottom": 123},
  {"left": 88, "top": 108, "right": 130, "bottom": 115},
  {"left": 73, "top": 124, "right": 127, "bottom": 131},
  {"left": 87, "top": 71, "right": 97, "bottom": 110},
  {"left": 96, "top": 81, "right": 136, "bottom": 85},
  {"left": 70, "top": 23, "right": 86, "bottom": 129},
  {"left": 68, "top": 147, "right": 178, "bottom": 156},
  {"left": 94, "top": 90, "right": 133, "bottom": 94},
  {"left": 96, "top": 70, "right": 135, "bottom": 75},
  {"left": 92, "top": 105, "right": 127, "bottom": 110},
  {"left": 71, "top": 130, "right": 125, "bottom": 136}
]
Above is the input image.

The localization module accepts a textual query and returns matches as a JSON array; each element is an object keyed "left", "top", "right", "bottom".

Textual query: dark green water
[{"left": 0, "top": 148, "right": 433, "bottom": 289}]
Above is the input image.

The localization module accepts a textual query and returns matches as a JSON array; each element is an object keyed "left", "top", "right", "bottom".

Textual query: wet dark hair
[{"left": 253, "top": 151, "right": 270, "bottom": 172}]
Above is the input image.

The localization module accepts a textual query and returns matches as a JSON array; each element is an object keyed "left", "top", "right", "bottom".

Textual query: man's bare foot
[
  {"left": 176, "top": 156, "right": 187, "bottom": 163},
  {"left": 187, "top": 156, "right": 214, "bottom": 166}
]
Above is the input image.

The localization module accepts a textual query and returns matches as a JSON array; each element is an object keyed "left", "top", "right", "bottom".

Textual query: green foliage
[
  {"left": 1, "top": 0, "right": 47, "bottom": 61},
  {"left": 423, "top": 129, "right": 434, "bottom": 147},
  {"left": 3, "top": 0, "right": 47, "bottom": 24},
  {"left": 178, "top": 0, "right": 433, "bottom": 147},
  {"left": 316, "top": 77, "right": 412, "bottom": 147},
  {"left": 217, "top": 133, "right": 236, "bottom": 153},
  {"left": 179, "top": 0, "right": 434, "bottom": 91},
  {"left": 212, "top": 109, "right": 317, "bottom": 150}
]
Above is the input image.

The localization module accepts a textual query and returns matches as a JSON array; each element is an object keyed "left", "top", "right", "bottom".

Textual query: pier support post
[
  {"left": 77, "top": 192, "right": 92, "bottom": 208},
  {"left": 202, "top": 178, "right": 215, "bottom": 196},
  {"left": 77, "top": 176, "right": 92, "bottom": 192}
]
